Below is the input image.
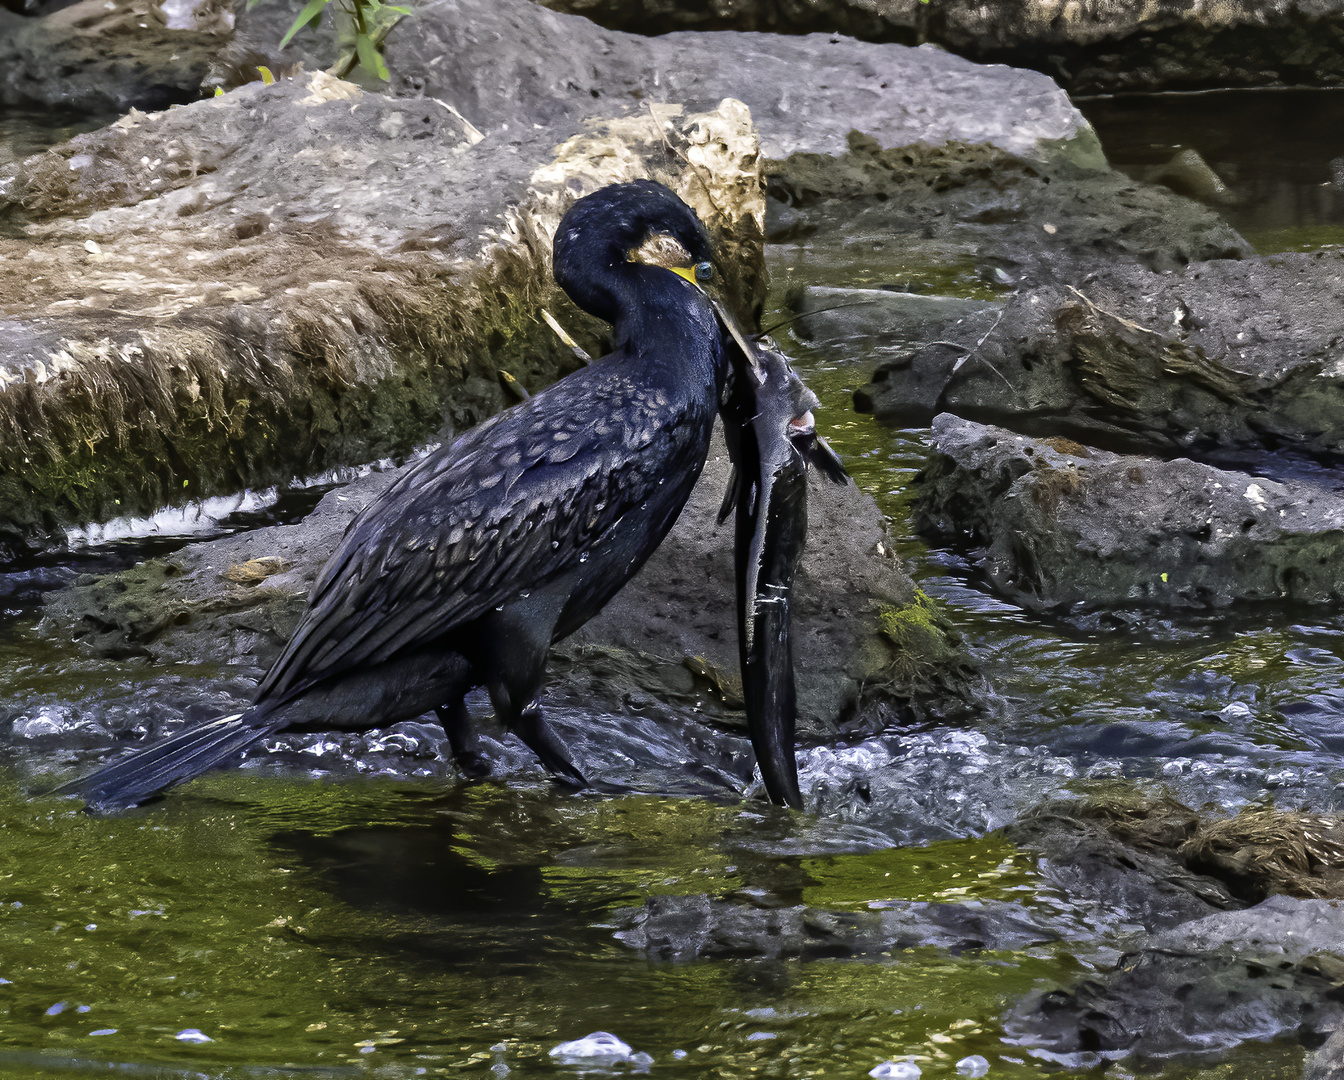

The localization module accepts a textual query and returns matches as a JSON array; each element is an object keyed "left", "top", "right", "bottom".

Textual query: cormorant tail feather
[{"left": 53, "top": 711, "right": 281, "bottom": 812}]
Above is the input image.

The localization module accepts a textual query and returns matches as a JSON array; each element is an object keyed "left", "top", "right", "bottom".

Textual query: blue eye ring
[{"left": 694, "top": 261, "right": 714, "bottom": 283}]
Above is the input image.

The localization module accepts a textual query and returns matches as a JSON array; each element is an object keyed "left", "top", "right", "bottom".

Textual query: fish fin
[
  {"left": 718, "top": 464, "right": 741, "bottom": 523},
  {"left": 807, "top": 434, "right": 850, "bottom": 485}
]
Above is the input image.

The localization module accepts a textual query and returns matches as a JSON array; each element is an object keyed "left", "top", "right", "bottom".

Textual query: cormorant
[{"left": 60, "top": 179, "right": 771, "bottom": 811}]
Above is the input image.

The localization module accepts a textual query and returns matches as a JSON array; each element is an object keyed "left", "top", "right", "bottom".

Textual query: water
[
  {"left": 1076, "top": 87, "right": 1344, "bottom": 252},
  {"left": 0, "top": 95, "right": 1339, "bottom": 1079}
]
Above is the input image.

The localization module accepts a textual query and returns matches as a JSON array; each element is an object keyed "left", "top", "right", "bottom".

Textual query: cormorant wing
[{"left": 257, "top": 381, "right": 683, "bottom": 701}]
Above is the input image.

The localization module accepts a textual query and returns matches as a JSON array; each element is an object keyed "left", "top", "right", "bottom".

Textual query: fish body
[{"left": 717, "top": 332, "right": 848, "bottom": 809}]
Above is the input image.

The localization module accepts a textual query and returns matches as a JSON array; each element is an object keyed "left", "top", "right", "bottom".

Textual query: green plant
[{"left": 250, "top": 0, "right": 411, "bottom": 81}]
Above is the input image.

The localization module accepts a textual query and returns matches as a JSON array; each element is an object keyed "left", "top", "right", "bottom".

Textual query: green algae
[{"left": 0, "top": 778, "right": 1094, "bottom": 1080}]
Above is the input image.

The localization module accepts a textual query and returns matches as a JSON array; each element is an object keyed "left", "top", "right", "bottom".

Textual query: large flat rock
[{"left": 0, "top": 61, "right": 763, "bottom": 558}]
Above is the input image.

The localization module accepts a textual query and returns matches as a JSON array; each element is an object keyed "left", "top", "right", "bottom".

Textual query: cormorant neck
[{"left": 610, "top": 264, "right": 726, "bottom": 386}]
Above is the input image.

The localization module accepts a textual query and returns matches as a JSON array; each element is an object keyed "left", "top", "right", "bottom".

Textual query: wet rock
[
  {"left": 1146, "top": 148, "right": 1237, "bottom": 207},
  {"left": 40, "top": 428, "right": 981, "bottom": 741},
  {"left": 1002, "top": 895, "right": 1344, "bottom": 1064},
  {"left": 0, "top": 61, "right": 762, "bottom": 560},
  {"left": 614, "top": 892, "right": 1060, "bottom": 962},
  {"left": 861, "top": 253, "right": 1344, "bottom": 460},
  {"left": 1308, "top": 1025, "right": 1344, "bottom": 1080},
  {"left": 915, "top": 414, "right": 1344, "bottom": 615},
  {"left": 540, "top": 0, "right": 1344, "bottom": 95},
  {"left": 765, "top": 133, "right": 1249, "bottom": 314},
  {"left": 1005, "top": 812, "right": 1240, "bottom": 933},
  {"left": 0, "top": 0, "right": 225, "bottom": 111},
  {"left": 791, "top": 286, "right": 999, "bottom": 349}
]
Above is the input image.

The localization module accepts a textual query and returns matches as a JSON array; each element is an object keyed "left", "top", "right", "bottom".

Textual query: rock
[
  {"left": 540, "top": 0, "right": 1344, "bottom": 95},
  {"left": 40, "top": 427, "right": 980, "bottom": 742},
  {"left": 1146, "top": 147, "right": 1237, "bottom": 207},
  {"left": 862, "top": 253, "right": 1344, "bottom": 460},
  {"left": 0, "top": 0, "right": 1105, "bottom": 560},
  {"left": 1308, "top": 1025, "right": 1344, "bottom": 1080},
  {"left": 914, "top": 414, "right": 1344, "bottom": 615},
  {"left": 614, "top": 892, "right": 1061, "bottom": 962},
  {"left": 1005, "top": 812, "right": 1241, "bottom": 933},
  {"left": 371, "top": 2, "right": 1095, "bottom": 164},
  {"left": 0, "top": 61, "right": 763, "bottom": 559},
  {"left": 765, "top": 132, "right": 1248, "bottom": 307},
  {"left": 1002, "top": 895, "right": 1344, "bottom": 1064},
  {"left": 791, "top": 286, "right": 1000, "bottom": 348},
  {"left": 0, "top": 0, "right": 226, "bottom": 111}
]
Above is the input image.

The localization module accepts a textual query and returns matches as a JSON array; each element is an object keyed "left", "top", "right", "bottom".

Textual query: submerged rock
[
  {"left": 915, "top": 414, "right": 1344, "bottom": 615},
  {"left": 1146, "top": 148, "right": 1237, "bottom": 207},
  {"left": 614, "top": 892, "right": 1060, "bottom": 962},
  {"left": 1003, "top": 895, "right": 1344, "bottom": 1064}
]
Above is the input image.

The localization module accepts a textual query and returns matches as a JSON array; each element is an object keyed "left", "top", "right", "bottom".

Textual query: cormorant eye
[{"left": 694, "top": 262, "right": 714, "bottom": 283}]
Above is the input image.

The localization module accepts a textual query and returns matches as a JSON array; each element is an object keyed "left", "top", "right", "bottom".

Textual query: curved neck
[{"left": 609, "top": 264, "right": 726, "bottom": 385}]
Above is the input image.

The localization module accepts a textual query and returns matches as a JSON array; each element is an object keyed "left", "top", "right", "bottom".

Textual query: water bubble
[
  {"left": 956, "top": 1055, "right": 990, "bottom": 1077},
  {"left": 550, "top": 1031, "right": 634, "bottom": 1061},
  {"left": 490, "top": 1064, "right": 510, "bottom": 1077},
  {"left": 45, "top": 1003, "right": 66, "bottom": 1016},
  {"left": 578, "top": 552, "right": 589, "bottom": 563},
  {"left": 175, "top": 1029, "right": 212, "bottom": 1043},
  {"left": 89, "top": 1029, "right": 117, "bottom": 1037},
  {"left": 672, "top": 1049, "right": 688, "bottom": 1059},
  {"left": 870, "top": 1062, "right": 921, "bottom": 1079}
]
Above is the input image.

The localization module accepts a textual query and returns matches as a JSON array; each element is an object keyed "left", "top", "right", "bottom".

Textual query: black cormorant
[{"left": 61, "top": 179, "right": 762, "bottom": 811}]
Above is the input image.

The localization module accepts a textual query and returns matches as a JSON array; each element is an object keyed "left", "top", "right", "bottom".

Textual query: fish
[{"left": 714, "top": 315, "right": 849, "bottom": 809}]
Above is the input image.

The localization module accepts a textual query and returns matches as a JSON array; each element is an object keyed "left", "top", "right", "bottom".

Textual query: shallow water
[{"left": 0, "top": 96, "right": 1340, "bottom": 1079}]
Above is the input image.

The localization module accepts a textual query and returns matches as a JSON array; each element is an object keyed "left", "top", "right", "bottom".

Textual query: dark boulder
[
  {"left": 861, "top": 253, "right": 1344, "bottom": 462},
  {"left": 914, "top": 414, "right": 1344, "bottom": 615},
  {"left": 540, "top": 0, "right": 1344, "bottom": 95}
]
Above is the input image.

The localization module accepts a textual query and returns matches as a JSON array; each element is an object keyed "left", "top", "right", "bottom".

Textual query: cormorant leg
[
  {"left": 436, "top": 697, "right": 490, "bottom": 781},
  {"left": 485, "top": 676, "right": 587, "bottom": 789},
  {"left": 476, "top": 592, "right": 586, "bottom": 788},
  {"left": 514, "top": 696, "right": 587, "bottom": 789}
]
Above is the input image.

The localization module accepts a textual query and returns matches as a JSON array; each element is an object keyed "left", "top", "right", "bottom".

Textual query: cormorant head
[{"left": 553, "top": 180, "right": 715, "bottom": 327}]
